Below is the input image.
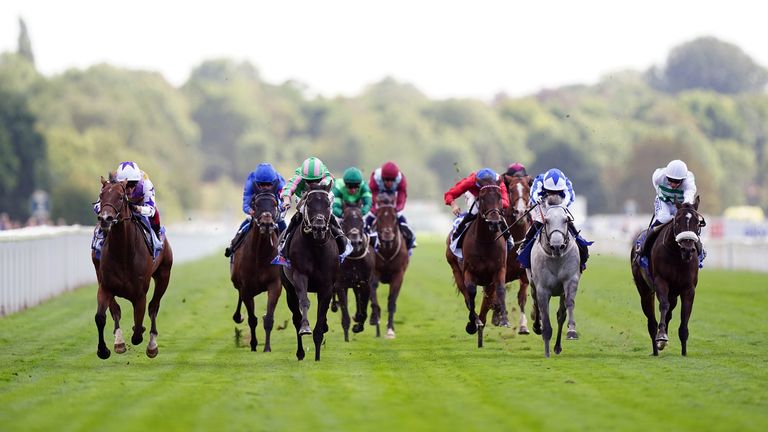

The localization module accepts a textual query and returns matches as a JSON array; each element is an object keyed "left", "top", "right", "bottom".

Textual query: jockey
[
  {"left": 224, "top": 162, "right": 286, "bottom": 258},
  {"left": 638, "top": 159, "right": 704, "bottom": 265},
  {"left": 444, "top": 168, "right": 513, "bottom": 250},
  {"left": 505, "top": 162, "right": 528, "bottom": 177},
  {"left": 366, "top": 161, "right": 416, "bottom": 251},
  {"left": 517, "top": 168, "right": 591, "bottom": 271},
  {"left": 332, "top": 167, "right": 372, "bottom": 218},
  {"left": 275, "top": 157, "right": 348, "bottom": 263},
  {"left": 92, "top": 161, "right": 163, "bottom": 257}
]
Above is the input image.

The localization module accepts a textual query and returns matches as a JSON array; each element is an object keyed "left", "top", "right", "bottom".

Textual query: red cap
[{"left": 381, "top": 161, "right": 399, "bottom": 179}]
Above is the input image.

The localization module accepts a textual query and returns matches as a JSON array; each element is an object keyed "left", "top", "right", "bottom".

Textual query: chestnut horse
[
  {"left": 480, "top": 174, "right": 533, "bottom": 334},
  {"left": 281, "top": 182, "right": 339, "bottom": 361},
  {"left": 230, "top": 192, "right": 282, "bottom": 352},
  {"left": 370, "top": 193, "right": 410, "bottom": 339},
  {"left": 631, "top": 197, "right": 705, "bottom": 356},
  {"left": 92, "top": 177, "right": 173, "bottom": 359},
  {"left": 334, "top": 203, "right": 375, "bottom": 341},
  {"left": 446, "top": 176, "right": 508, "bottom": 348}
]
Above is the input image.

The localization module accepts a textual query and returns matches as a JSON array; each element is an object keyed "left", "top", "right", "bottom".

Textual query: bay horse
[
  {"left": 630, "top": 196, "right": 704, "bottom": 356},
  {"left": 446, "top": 176, "right": 508, "bottom": 348},
  {"left": 281, "top": 182, "right": 339, "bottom": 361},
  {"left": 527, "top": 194, "right": 580, "bottom": 357},
  {"left": 370, "top": 193, "right": 410, "bottom": 339},
  {"left": 334, "top": 203, "right": 375, "bottom": 341},
  {"left": 92, "top": 177, "right": 173, "bottom": 359},
  {"left": 230, "top": 192, "right": 282, "bottom": 352},
  {"left": 480, "top": 173, "right": 533, "bottom": 334}
]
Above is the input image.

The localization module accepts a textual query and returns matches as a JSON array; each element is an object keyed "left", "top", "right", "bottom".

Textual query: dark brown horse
[
  {"left": 480, "top": 173, "right": 533, "bottom": 334},
  {"left": 230, "top": 192, "right": 282, "bottom": 352},
  {"left": 446, "top": 176, "right": 508, "bottom": 348},
  {"left": 370, "top": 193, "right": 410, "bottom": 339},
  {"left": 631, "top": 196, "right": 705, "bottom": 356},
  {"left": 281, "top": 182, "right": 340, "bottom": 361},
  {"left": 92, "top": 177, "right": 173, "bottom": 359},
  {"left": 334, "top": 203, "right": 375, "bottom": 341}
]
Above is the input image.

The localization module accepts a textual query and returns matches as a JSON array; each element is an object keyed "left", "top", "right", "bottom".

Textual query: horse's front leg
[
  {"left": 108, "top": 298, "right": 126, "bottom": 354},
  {"left": 130, "top": 294, "right": 147, "bottom": 346},
  {"left": 385, "top": 272, "right": 405, "bottom": 339},
  {"left": 243, "top": 294, "right": 259, "bottom": 352},
  {"left": 293, "top": 273, "right": 312, "bottom": 335},
  {"left": 494, "top": 271, "right": 510, "bottom": 328},
  {"left": 263, "top": 281, "right": 282, "bottom": 353},
  {"left": 369, "top": 276, "right": 381, "bottom": 337},
  {"left": 654, "top": 280, "right": 671, "bottom": 350},
  {"left": 95, "top": 287, "right": 112, "bottom": 359},
  {"left": 352, "top": 280, "right": 369, "bottom": 334},
  {"left": 554, "top": 296, "right": 566, "bottom": 355},
  {"left": 314, "top": 289, "right": 333, "bottom": 361},
  {"left": 679, "top": 288, "right": 695, "bottom": 356},
  {"left": 536, "top": 289, "right": 552, "bottom": 358},
  {"left": 518, "top": 277, "right": 530, "bottom": 334},
  {"left": 565, "top": 277, "right": 579, "bottom": 340},
  {"left": 527, "top": 270, "right": 542, "bottom": 335},
  {"left": 337, "top": 285, "right": 351, "bottom": 342}
]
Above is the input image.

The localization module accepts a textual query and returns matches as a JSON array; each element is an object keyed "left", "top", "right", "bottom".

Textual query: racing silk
[
  {"left": 652, "top": 167, "right": 696, "bottom": 204},
  {"left": 93, "top": 172, "right": 156, "bottom": 217},
  {"left": 369, "top": 168, "right": 407, "bottom": 212},
  {"left": 280, "top": 164, "right": 334, "bottom": 202},
  {"left": 529, "top": 172, "right": 575, "bottom": 207},
  {"left": 444, "top": 172, "right": 509, "bottom": 208},
  {"left": 332, "top": 179, "right": 373, "bottom": 218},
  {"left": 242, "top": 170, "right": 286, "bottom": 214}
]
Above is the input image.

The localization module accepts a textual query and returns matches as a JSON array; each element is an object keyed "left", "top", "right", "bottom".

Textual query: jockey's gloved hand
[
  {"left": 450, "top": 202, "right": 461, "bottom": 216},
  {"left": 282, "top": 196, "right": 292, "bottom": 211}
]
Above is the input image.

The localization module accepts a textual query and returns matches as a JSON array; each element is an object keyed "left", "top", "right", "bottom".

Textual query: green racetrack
[{"left": 1, "top": 237, "right": 767, "bottom": 432}]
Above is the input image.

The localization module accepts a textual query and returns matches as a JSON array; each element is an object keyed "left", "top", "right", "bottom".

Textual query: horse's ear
[
  {"left": 100, "top": 176, "right": 107, "bottom": 186},
  {"left": 502, "top": 174, "right": 511, "bottom": 187},
  {"left": 108, "top": 171, "right": 117, "bottom": 182},
  {"left": 527, "top": 176, "right": 534, "bottom": 187},
  {"left": 694, "top": 195, "right": 700, "bottom": 210}
]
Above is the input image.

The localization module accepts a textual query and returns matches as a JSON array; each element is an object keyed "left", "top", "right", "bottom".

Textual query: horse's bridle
[
  {"left": 373, "top": 203, "right": 402, "bottom": 262},
  {"left": 478, "top": 184, "right": 503, "bottom": 223},
  {"left": 540, "top": 204, "right": 572, "bottom": 251},
  {"left": 672, "top": 206, "right": 706, "bottom": 245},
  {"left": 301, "top": 189, "right": 332, "bottom": 234},
  {"left": 251, "top": 192, "right": 279, "bottom": 233},
  {"left": 97, "top": 182, "right": 129, "bottom": 228}
]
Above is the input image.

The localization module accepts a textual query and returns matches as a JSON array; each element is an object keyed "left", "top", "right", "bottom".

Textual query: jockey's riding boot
[
  {"left": 518, "top": 221, "right": 542, "bottom": 254},
  {"left": 225, "top": 227, "right": 247, "bottom": 258},
  {"left": 329, "top": 216, "right": 348, "bottom": 255},
  {"left": 503, "top": 231, "right": 514, "bottom": 251},
  {"left": 577, "top": 242, "right": 589, "bottom": 272},
  {"left": 400, "top": 222, "right": 417, "bottom": 249},
  {"left": 452, "top": 213, "right": 476, "bottom": 241},
  {"left": 640, "top": 221, "right": 664, "bottom": 259},
  {"left": 696, "top": 239, "right": 707, "bottom": 267}
]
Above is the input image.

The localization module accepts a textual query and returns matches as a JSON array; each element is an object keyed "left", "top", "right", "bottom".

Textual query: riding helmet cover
[
  {"left": 475, "top": 168, "right": 499, "bottom": 186},
  {"left": 381, "top": 161, "right": 399, "bottom": 180},
  {"left": 300, "top": 157, "right": 325, "bottom": 181},
  {"left": 665, "top": 159, "right": 688, "bottom": 180},
  {"left": 343, "top": 167, "right": 364, "bottom": 185},
  {"left": 542, "top": 168, "right": 567, "bottom": 191},
  {"left": 254, "top": 162, "right": 279, "bottom": 183},
  {"left": 116, "top": 161, "right": 142, "bottom": 182}
]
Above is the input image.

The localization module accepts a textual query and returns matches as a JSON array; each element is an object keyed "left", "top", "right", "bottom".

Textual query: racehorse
[
  {"left": 281, "top": 182, "right": 339, "bottom": 360},
  {"left": 334, "top": 203, "right": 375, "bottom": 341},
  {"left": 630, "top": 196, "right": 704, "bottom": 356},
  {"left": 370, "top": 193, "right": 410, "bottom": 339},
  {"left": 480, "top": 173, "right": 533, "bottom": 334},
  {"left": 446, "top": 175, "right": 509, "bottom": 348},
  {"left": 92, "top": 177, "right": 173, "bottom": 359},
  {"left": 527, "top": 194, "right": 580, "bottom": 357},
  {"left": 230, "top": 192, "right": 282, "bottom": 352}
]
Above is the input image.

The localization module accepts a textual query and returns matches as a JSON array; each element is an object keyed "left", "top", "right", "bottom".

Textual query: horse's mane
[{"left": 545, "top": 194, "right": 563, "bottom": 206}]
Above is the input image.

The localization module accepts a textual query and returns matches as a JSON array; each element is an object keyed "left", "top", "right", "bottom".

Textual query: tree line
[{"left": 1, "top": 26, "right": 767, "bottom": 225}]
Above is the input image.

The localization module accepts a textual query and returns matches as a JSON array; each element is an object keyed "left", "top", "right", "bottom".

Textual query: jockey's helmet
[
  {"left": 475, "top": 168, "right": 498, "bottom": 185},
  {"left": 343, "top": 167, "right": 363, "bottom": 187},
  {"left": 542, "top": 168, "right": 567, "bottom": 191},
  {"left": 254, "top": 162, "right": 278, "bottom": 184},
  {"left": 300, "top": 157, "right": 325, "bottom": 181},
  {"left": 506, "top": 162, "right": 527, "bottom": 176},
  {"left": 665, "top": 159, "right": 688, "bottom": 181},
  {"left": 381, "top": 161, "right": 399, "bottom": 180},
  {"left": 116, "top": 161, "right": 142, "bottom": 182}
]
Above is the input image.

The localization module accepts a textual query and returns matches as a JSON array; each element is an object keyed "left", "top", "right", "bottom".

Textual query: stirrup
[{"left": 224, "top": 247, "right": 232, "bottom": 258}]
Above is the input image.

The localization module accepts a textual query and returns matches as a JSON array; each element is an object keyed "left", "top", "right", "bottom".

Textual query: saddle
[{"left": 133, "top": 214, "right": 163, "bottom": 259}]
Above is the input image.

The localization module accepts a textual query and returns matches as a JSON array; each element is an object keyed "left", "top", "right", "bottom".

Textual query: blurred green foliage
[{"left": 1, "top": 36, "right": 768, "bottom": 224}]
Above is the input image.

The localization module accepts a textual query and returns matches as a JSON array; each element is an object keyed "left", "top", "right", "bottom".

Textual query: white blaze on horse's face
[
  {"left": 544, "top": 206, "right": 570, "bottom": 256},
  {"left": 514, "top": 183, "right": 526, "bottom": 214}
]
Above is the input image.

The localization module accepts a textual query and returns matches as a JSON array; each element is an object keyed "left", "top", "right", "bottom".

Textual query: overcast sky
[{"left": 1, "top": 1, "right": 765, "bottom": 100}]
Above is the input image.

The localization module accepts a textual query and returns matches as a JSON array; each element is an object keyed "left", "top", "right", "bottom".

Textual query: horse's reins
[
  {"left": 538, "top": 204, "right": 572, "bottom": 255},
  {"left": 344, "top": 228, "right": 370, "bottom": 260},
  {"left": 495, "top": 201, "right": 539, "bottom": 242}
]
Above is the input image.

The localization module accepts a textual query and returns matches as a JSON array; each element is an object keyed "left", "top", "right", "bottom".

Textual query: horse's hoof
[
  {"left": 500, "top": 319, "right": 510, "bottom": 328},
  {"left": 491, "top": 311, "right": 501, "bottom": 327},
  {"left": 466, "top": 321, "right": 477, "bottom": 335},
  {"left": 386, "top": 328, "right": 396, "bottom": 339},
  {"left": 533, "top": 324, "right": 542, "bottom": 335},
  {"left": 146, "top": 346, "right": 158, "bottom": 358},
  {"left": 567, "top": 330, "right": 579, "bottom": 340},
  {"left": 299, "top": 325, "right": 312, "bottom": 336},
  {"left": 656, "top": 340, "right": 667, "bottom": 350},
  {"left": 250, "top": 342, "right": 258, "bottom": 352},
  {"left": 131, "top": 335, "right": 143, "bottom": 345},
  {"left": 331, "top": 303, "right": 338, "bottom": 313},
  {"left": 97, "top": 347, "right": 111, "bottom": 360},
  {"left": 518, "top": 326, "right": 530, "bottom": 335},
  {"left": 263, "top": 346, "right": 271, "bottom": 353},
  {"left": 296, "top": 350, "right": 305, "bottom": 361},
  {"left": 554, "top": 346, "right": 562, "bottom": 355},
  {"left": 232, "top": 313, "right": 244, "bottom": 324},
  {"left": 352, "top": 324, "right": 364, "bottom": 333},
  {"left": 114, "top": 342, "right": 126, "bottom": 354}
]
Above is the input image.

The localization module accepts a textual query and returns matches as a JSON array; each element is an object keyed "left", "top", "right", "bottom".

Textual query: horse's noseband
[{"left": 302, "top": 190, "right": 331, "bottom": 233}]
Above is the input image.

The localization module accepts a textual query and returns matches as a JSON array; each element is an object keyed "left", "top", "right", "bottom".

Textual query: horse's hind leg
[
  {"left": 146, "top": 262, "right": 171, "bottom": 358},
  {"left": 338, "top": 286, "right": 351, "bottom": 342},
  {"left": 633, "top": 269, "right": 658, "bottom": 356},
  {"left": 518, "top": 279, "right": 530, "bottom": 334},
  {"left": 655, "top": 280, "right": 672, "bottom": 351},
  {"left": 108, "top": 299, "right": 126, "bottom": 354},
  {"left": 232, "top": 297, "right": 244, "bottom": 324},
  {"left": 554, "top": 296, "right": 566, "bottom": 355},
  {"left": 352, "top": 282, "right": 369, "bottom": 333},
  {"left": 536, "top": 291, "right": 552, "bottom": 358},
  {"left": 283, "top": 275, "right": 306, "bottom": 360},
  {"left": 679, "top": 289, "right": 695, "bottom": 356},
  {"left": 263, "top": 282, "right": 281, "bottom": 353},
  {"left": 386, "top": 273, "right": 405, "bottom": 339},
  {"left": 565, "top": 279, "right": 579, "bottom": 340},
  {"left": 494, "top": 278, "right": 510, "bottom": 328},
  {"left": 95, "top": 287, "right": 112, "bottom": 359},
  {"left": 243, "top": 294, "right": 258, "bottom": 352},
  {"left": 130, "top": 294, "right": 147, "bottom": 347},
  {"left": 478, "top": 291, "right": 493, "bottom": 327}
]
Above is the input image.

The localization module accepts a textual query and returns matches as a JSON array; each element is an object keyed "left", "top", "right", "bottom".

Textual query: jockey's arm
[{"left": 683, "top": 172, "right": 697, "bottom": 204}]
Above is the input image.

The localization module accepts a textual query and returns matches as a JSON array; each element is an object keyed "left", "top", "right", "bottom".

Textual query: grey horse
[{"left": 527, "top": 194, "right": 581, "bottom": 357}]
